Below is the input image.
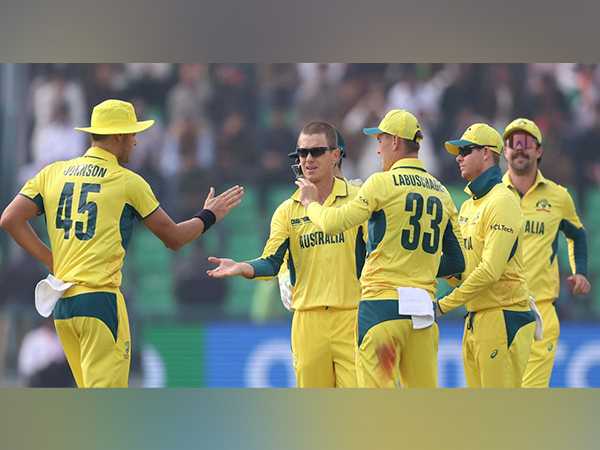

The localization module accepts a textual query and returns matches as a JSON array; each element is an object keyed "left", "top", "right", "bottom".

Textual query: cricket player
[
  {"left": 296, "top": 110, "right": 465, "bottom": 388},
  {"left": 207, "top": 121, "right": 365, "bottom": 388},
  {"left": 0, "top": 99, "right": 244, "bottom": 387},
  {"left": 278, "top": 130, "right": 361, "bottom": 312},
  {"left": 438, "top": 123, "right": 536, "bottom": 388},
  {"left": 502, "top": 118, "right": 590, "bottom": 388}
]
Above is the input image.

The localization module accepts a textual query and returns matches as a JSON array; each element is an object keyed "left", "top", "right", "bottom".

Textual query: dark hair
[
  {"left": 401, "top": 130, "right": 422, "bottom": 153},
  {"left": 90, "top": 133, "right": 109, "bottom": 142},
  {"left": 300, "top": 121, "right": 338, "bottom": 149},
  {"left": 491, "top": 151, "right": 500, "bottom": 165}
]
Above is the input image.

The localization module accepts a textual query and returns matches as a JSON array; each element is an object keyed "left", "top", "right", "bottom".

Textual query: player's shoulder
[{"left": 120, "top": 166, "right": 151, "bottom": 186}]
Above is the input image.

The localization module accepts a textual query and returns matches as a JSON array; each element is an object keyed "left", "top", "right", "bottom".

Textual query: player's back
[
  {"left": 360, "top": 158, "right": 458, "bottom": 300},
  {"left": 20, "top": 147, "right": 159, "bottom": 290}
]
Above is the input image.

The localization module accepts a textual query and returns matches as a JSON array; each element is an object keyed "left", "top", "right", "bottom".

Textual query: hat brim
[
  {"left": 75, "top": 119, "right": 155, "bottom": 135},
  {"left": 444, "top": 139, "right": 475, "bottom": 155},
  {"left": 362, "top": 127, "right": 384, "bottom": 136}
]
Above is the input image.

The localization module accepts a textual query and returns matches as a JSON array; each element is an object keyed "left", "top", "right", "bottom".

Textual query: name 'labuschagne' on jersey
[
  {"left": 299, "top": 231, "right": 345, "bottom": 249},
  {"left": 392, "top": 173, "right": 444, "bottom": 192}
]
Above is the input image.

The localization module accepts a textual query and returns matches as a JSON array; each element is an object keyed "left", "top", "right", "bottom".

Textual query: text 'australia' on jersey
[
  {"left": 249, "top": 178, "right": 365, "bottom": 311},
  {"left": 503, "top": 171, "right": 587, "bottom": 302}
]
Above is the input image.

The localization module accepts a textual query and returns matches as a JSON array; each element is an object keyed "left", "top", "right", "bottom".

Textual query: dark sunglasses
[
  {"left": 458, "top": 144, "right": 494, "bottom": 157},
  {"left": 296, "top": 146, "right": 336, "bottom": 158},
  {"left": 505, "top": 133, "right": 538, "bottom": 150}
]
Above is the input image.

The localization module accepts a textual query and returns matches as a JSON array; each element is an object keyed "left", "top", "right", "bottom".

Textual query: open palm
[{"left": 207, "top": 256, "right": 240, "bottom": 278}]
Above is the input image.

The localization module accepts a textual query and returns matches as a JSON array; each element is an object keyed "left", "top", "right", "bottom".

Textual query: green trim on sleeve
[
  {"left": 248, "top": 239, "right": 290, "bottom": 278},
  {"left": 437, "top": 220, "right": 464, "bottom": 277},
  {"left": 507, "top": 238, "right": 518, "bottom": 262},
  {"left": 19, "top": 193, "right": 45, "bottom": 215},
  {"left": 367, "top": 210, "right": 386, "bottom": 257},
  {"left": 560, "top": 220, "right": 588, "bottom": 275},
  {"left": 355, "top": 226, "right": 366, "bottom": 279}
]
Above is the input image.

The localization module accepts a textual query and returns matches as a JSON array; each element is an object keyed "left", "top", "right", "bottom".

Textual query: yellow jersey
[
  {"left": 503, "top": 170, "right": 587, "bottom": 303},
  {"left": 249, "top": 177, "right": 365, "bottom": 311},
  {"left": 19, "top": 146, "right": 159, "bottom": 290},
  {"left": 439, "top": 166, "right": 529, "bottom": 313},
  {"left": 306, "top": 158, "right": 464, "bottom": 301}
]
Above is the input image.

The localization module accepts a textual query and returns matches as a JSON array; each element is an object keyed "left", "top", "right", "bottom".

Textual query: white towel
[
  {"left": 34, "top": 274, "right": 73, "bottom": 318},
  {"left": 529, "top": 296, "right": 544, "bottom": 341},
  {"left": 397, "top": 287, "right": 434, "bottom": 329}
]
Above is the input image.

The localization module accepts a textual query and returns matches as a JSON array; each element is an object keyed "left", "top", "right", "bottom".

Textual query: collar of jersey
[
  {"left": 292, "top": 177, "right": 349, "bottom": 205},
  {"left": 502, "top": 169, "right": 548, "bottom": 194},
  {"left": 465, "top": 165, "right": 502, "bottom": 199},
  {"left": 390, "top": 158, "right": 426, "bottom": 172},
  {"left": 84, "top": 146, "right": 119, "bottom": 164}
]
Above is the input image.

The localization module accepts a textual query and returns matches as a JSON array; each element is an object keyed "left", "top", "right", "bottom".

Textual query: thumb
[
  {"left": 207, "top": 187, "right": 215, "bottom": 200},
  {"left": 208, "top": 256, "right": 220, "bottom": 264}
]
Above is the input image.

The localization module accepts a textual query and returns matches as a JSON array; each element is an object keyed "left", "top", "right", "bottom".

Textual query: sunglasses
[
  {"left": 458, "top": 144, "right": 488, "bottom": 157},
  {"left": 296, "top": 146, "right": 336, "bottom": 158},
  {"left": 505, "top": 133, "right": 539, "bottom": 150}
]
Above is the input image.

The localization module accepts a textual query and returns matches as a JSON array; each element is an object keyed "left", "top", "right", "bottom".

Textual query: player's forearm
[
  {"left": 306, "top": 202, "right": 367, "bottom": 234},
  {"left": 565, "top": 228, "right": 588, "bottom": 276},
  {"left": 1, "top": 220, "right": 52, "bottom": 272},
  {"left": 439, "top": 259, "right": 501, "bottom": 312},
  {"left": 168, "top": 218, "right": 206, "bottom": 250}
]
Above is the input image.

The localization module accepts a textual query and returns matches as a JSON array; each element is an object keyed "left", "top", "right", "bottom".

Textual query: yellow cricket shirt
[
  {"left": 19, "top": 147, "right": 160, "bottom": 290},
  {"left": 439, "top": 166, "right": 529, "bottom": 313},
  {"left": 503, "top": 170, "right": 587, "bottom": 303},
  {"left": 249, "top": 177, "right": 364, "bottom": 311},
  {"left": 306, "top": 158, "right": 464, "bottom": 301}
]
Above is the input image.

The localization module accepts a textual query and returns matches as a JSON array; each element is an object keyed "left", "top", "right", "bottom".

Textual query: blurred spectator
[
  {"left": 296, "top": 63, "right": 345, "bottom": 124},
  {"left": 161, "top": 117, "right": 215, "bottom": 179},
  {"left": 215, "top": 110, "right": 258, "bottom": 183},
  {"left": 18, "top": 318, "right": 74, "bottom": 387},
  {"left": 571, "top": 101, "right": 600, "bottom": 205},
  {"left": 166, "top": 63, "right": 212, "bottom": 124},
  {"left": 259, "top": 106, "right": 297, "bottom": 184},
  {"left": 122, "top": 63, "right": 174, "bottom": 120},
  {"left": 83, "top": 63, "right": 125, "bottom": 113},
  {"left": 31, "top": 64, "right": 86, "bottom": 131},
  {"left": 21, "top": 101, "right": 86, "bottom": 183},
  {"left": 209, "top": 64, "right": 257, "bottom": 125}
]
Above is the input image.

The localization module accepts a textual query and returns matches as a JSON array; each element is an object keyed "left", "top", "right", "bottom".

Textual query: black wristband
[{"left": 194, "top": 209, "right": 216, "bottom": 233}]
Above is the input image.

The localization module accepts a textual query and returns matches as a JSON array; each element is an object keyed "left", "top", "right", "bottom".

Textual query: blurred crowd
[{"left": 17, "top": 63, "right": 600, "bottom": 201}]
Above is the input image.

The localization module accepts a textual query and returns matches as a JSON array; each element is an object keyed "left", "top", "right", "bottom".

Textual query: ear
[{"left": 536, "top": 145, "right": 544, "bottom": 159}]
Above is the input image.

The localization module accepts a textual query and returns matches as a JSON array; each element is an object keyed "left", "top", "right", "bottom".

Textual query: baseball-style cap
[
  {"left": 75, "top": 99, "right": 155, "bottom": 135},
  {"left": 363, "top": 109, "right": 423, "bottom": 141},
  {"left": 445, "top": 123, "right": 504, "bottom": 155},
  {"left": 502, "top": 118, "right": 543, "bottom": 144}
]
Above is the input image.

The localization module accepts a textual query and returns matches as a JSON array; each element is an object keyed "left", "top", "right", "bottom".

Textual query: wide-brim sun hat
[{"left": 75, "top": 99, "right": 154, "bottom": 135}]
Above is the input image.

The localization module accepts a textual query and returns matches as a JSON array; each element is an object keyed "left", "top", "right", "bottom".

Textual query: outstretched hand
[
  {"left": 203, "top": 185, "right": 244, "bottom": 222},
  {"left": 567, "top": 274, "right": 591, "bottom": 295},
  {"left": 207, "top": 256, "right": 243, "bottom": 278},
  {"left": 294, "top": 178, "right": 318, "bottom": 207}
]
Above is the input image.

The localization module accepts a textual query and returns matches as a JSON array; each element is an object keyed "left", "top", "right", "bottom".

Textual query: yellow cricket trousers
[
  {"left": 356, "top": 300, "right": 438, "bottom": 388},
  {"left": 54, "top": 288, "right": 130, "bottom": 388},
  {"left": 291, "top": 307, "right": 357, "bottom": 388},
  {"left": 522, "top": 300, "right": 559, "bottom": 388},
  {"left": 463, "top": 307, "right": 535, "bottom": 388}
]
